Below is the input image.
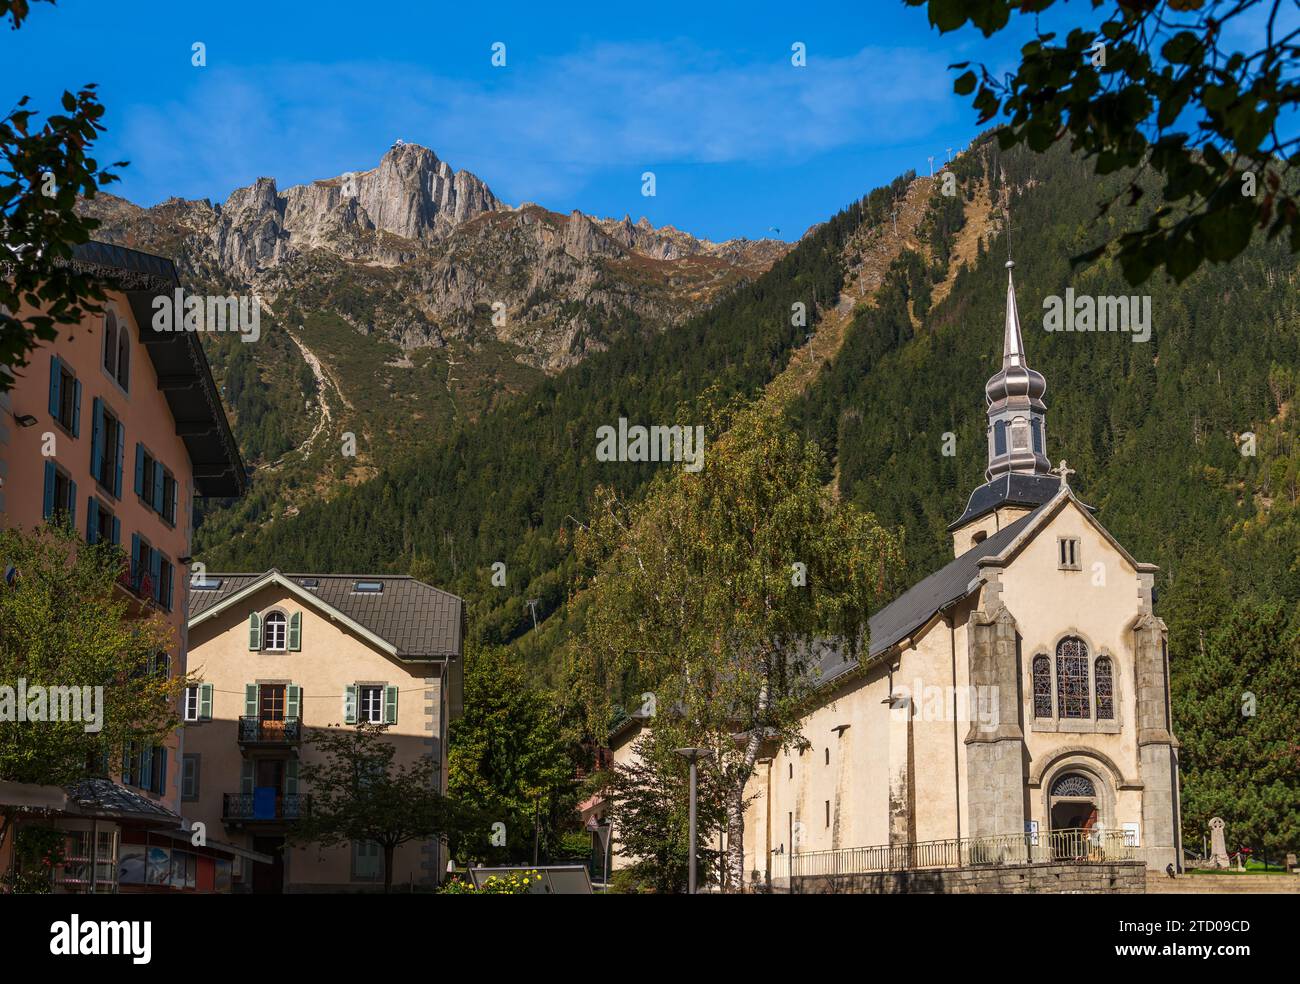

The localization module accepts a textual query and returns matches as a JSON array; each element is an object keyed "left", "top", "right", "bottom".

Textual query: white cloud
[{"left": 111, "top": 40, "right": 957, "bottom": 207}]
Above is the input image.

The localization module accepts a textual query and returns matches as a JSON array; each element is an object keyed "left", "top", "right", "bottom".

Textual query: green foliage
[
  {"left": 574, "top": 400, "right": 904, "bottom": 888},
  {"left": 438, "top": 869, "right": 541, "bottom": 894},
  {"left": 292, "top": 722, "right": 478, "bottom": 892},
  {"left": 0, "top": 524, "right": 181, "bottom": 786},
  {"left": 1172, "top": 601, "right": 1300, "bottom": 857},
  {"left": 909, "top": 0, "right": 1300, "bottom": 284},
  {"left": 0, "top": 824, "right": 63, "bottom": 894},
  {"left": 1, "top": 32, "right": 124, "bottom": 389},
  {"left": 447, "top": 645, "right": 575, "bottom": 864},
  {"left": 601, "top": 736, "right": 726, "bottom": 894}
]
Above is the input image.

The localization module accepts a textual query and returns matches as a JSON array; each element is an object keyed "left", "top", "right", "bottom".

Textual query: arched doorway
[{"left": 1048, "top": 773, "right": 1099, "bottom": 859}]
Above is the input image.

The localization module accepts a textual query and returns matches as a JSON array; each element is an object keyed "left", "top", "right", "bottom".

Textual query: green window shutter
[
  {"left": 383, "top": 685, "right": 398, "bottom": 725},
  {"left": 344, "top": 685, "right": 357, "bottom": 725},
  {"left": 244, "top": 684, "right": 258, "bottom": 718},
  {"left": 288, "top": 611, "right": 301, "bottom": 651},
  {"left": 248, "top": 612, "right": 261, "bottom": 650},
  {"left": 240, "top": 760, "right": 254, "bottom": 796},
  {"left": 199, "top": 683, "right": 213, "bottom": 720},
  {"left": 287, "top": 684, "right": 301, "bottom": 720},
  {"left": 286, "top": 759, "right": 299, "bottom": 796}
]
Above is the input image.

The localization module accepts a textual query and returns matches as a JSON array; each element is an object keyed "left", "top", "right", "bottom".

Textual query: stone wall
[{"left": 788, "top": 860, "right": 1146, "bottom": 894}]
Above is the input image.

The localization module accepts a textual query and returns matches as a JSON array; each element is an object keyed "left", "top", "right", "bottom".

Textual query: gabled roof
[
  {"left": 66, "top": 241, "right": 247, "bottom": 497},
  {"left": 188, "top": 570, "right": 464, "bottom": 660}
]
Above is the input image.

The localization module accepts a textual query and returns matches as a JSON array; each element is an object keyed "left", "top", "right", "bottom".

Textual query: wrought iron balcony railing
[
  {"left": 222, "top": 792, "right": 310, "bottom": 822},
  {"left": 786, "top": 827, "right": 1136, "bottom": 879},
  {"left": 237, "top": 716, "right": 302, "bottom": 745}
]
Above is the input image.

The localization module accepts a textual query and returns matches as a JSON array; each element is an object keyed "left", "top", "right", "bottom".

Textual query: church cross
[{"left": 1053, "top": 459, "right": 1076, "bottom": 488}]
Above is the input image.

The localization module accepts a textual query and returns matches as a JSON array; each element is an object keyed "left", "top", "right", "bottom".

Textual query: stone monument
[{"left": 1208, "top": 817, "right": 1229, "bottom": 869}]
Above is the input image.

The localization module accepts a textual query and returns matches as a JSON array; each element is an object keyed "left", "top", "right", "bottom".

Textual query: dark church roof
[
  {"left": 947, "top": 472, "right": 1062, "bottom": 531},
  {"left": 808, "top": 501, "right": 1051, "bottom": 694}
]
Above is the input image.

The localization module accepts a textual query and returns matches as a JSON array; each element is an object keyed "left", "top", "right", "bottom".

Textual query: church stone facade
[{"left": 740, "top": 261, "right": 1182, "bottom": 884}]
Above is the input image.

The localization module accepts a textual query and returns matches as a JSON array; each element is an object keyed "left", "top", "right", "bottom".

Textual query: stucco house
[{"left": 183, "top": 570, "right": 464, "bottom": 892}]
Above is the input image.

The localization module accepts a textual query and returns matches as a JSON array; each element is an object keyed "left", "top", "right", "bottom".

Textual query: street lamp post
[{"left": 674, "top": 747, "right": 715, "bottom": 894}]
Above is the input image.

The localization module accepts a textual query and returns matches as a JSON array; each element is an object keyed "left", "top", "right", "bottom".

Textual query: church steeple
[
  {"left": 947, "top": 259, "right": 1061, "bottom": 553},
  {"left": 983, "top": 260, "right": 1050, "bottom": 482}
]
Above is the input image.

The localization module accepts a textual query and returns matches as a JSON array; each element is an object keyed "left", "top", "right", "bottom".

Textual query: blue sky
[{"left": 2, "top": 0, "right": 1277, "bottom": 242}]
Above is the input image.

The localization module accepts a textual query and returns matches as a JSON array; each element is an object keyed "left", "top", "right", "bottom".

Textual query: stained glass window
[
  {"left": 1056, "top": 637, "right": 1090, "bottom": 718},
  {"left": 1095, "top": 655, "right": 1114, "bottom": 720},
  {"left": 1032, "top": 654, "right": 1052, "bottom": 718}
]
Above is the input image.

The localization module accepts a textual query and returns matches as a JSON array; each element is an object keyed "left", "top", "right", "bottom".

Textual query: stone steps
[{"left": 1146, "top": 871, "right": 1300, "bottom": 894}]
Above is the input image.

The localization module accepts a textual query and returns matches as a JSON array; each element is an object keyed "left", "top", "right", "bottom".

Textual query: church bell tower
[{"left": 949, "top": 260, "right": 1060, "bottom": 556}]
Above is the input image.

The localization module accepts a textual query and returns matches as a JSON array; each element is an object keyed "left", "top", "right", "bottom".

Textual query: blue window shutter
[
  {"left": 140, "top": 745, "right": 153, "bottom": 788},
  {"left": 113, "top": 424, "right": 125, "bottom": 497},
  {"left": 90, "top": 398, "right": 104, "bottom": 478},
  {"left": 152, "top": 461, "right": 164, "bottom": 512},
  {"left": 71, "top": 379, "right": 82, "bottom": 437},
  {"left": 42, "top": 462, "right": 56, "bottom": 519},
  {"left": 111, "top": 516, "right": 121, "bottom": 546},
  {"left": 66, "top": 480, "right": 76, "bottom": 528},
  {"left": 87, "top": 497, "right": 99, "bottom": 544},
  {"left": 131, "top": 533, "right": 141, "bottom": 582},
  {"left": 133, "top": 443, "right": 144, "bottom": 496},
  {"left": 48, "top": 355, "right": 60, "bottom": 417},
  {"left": 171, "top": 480, "right": 178, "bottom": 526},
  {"left": 156, "top": 748, "right": 167, "bottom": 795},
  {"left": 150, "top": 550, "right": 162, "bottom": 602}
]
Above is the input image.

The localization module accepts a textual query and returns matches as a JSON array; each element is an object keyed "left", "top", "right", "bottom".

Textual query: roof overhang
[{"left": 66, "top": 242, "right": 247, "bottom": 498}]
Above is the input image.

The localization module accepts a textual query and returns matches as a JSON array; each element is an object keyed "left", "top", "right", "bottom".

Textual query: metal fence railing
[{"left": 788, "top": 828, "right": 1136, "bottom": 879}]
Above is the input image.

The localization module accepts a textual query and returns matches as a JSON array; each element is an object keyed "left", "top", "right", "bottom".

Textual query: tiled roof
[
  {"left": 65, "top": 779, "right": 181, "bottom": 825},
  {"left": 189, "top": 571, "right": 464, "bottom": 659}
]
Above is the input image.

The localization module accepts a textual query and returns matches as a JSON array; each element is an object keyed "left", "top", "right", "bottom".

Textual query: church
[{"left": 734, "top": 259, "right": 1183, "bottom": 883}]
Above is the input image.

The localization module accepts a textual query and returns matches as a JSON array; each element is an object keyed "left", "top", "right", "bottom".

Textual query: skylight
[
  {"left": 191, "top": 578, "right": 222, "bottom": 590},
  {"left": 352, "top": 580, "right": 384, "bottom": 593}
]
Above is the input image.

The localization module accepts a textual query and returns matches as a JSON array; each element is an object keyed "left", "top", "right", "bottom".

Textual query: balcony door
[{"left": 259, "top": 684, "right": 286, "bottom": 740}]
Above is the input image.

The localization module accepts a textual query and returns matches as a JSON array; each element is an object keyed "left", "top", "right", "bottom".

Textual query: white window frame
[
  {"left": 262, "top": 611, "right": 288, "bottom": 652},
  {"left": 183, "top": 686, "right": 200, "bottom": 722},
  {"left": 359, "top": 685, "right": 384, "bottom": 724}
]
